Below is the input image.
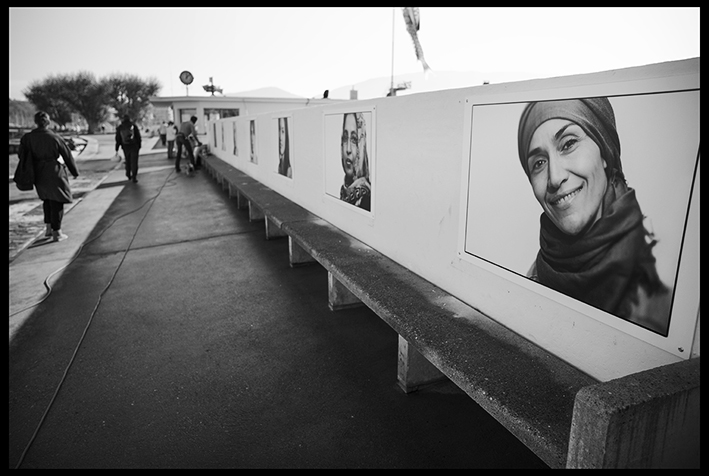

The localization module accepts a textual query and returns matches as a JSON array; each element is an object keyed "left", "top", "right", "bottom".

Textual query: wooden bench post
[
  {"left": 328, "top": 272, "right": 363, "bottom": 311},
  {"left": 288, "top": 237, "right": 316, "bottom": 267},
  {"left": 397, "top": 335, "right": 447, "bottom": 393}
]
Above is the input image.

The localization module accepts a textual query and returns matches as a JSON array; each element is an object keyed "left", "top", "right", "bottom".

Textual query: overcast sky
[{"left": 9, "top": 7, "right": 700, "bottom": 101}]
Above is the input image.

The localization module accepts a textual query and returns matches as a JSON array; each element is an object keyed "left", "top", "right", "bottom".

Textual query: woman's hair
[
  {"left": 517, "top": 97, "right": 624, "bottom": 182},
  {"left": 34, "top": 111, "right": 51, "bottom": 127}
]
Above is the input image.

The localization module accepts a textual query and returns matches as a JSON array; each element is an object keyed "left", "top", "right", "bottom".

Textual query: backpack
[
  {"left": 13, "top": 143, "right": 35, "bottom": 191},
  {"left": 120, "top": 124, "right": 135, "bottom": 145}
]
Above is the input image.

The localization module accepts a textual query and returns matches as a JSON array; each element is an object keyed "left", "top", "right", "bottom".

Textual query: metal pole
[{"left": 390, "top": 8, "right": 395, "bottom": 96}]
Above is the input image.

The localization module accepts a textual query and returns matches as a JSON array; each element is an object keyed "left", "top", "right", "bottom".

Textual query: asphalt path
[{"left": 9, "top": 134, "right": 161, "bottom": 262}]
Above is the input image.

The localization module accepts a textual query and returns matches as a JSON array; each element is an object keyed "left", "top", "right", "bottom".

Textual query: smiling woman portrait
[{"left": 517, "top": 97, "right": 672, "bottom": 334}]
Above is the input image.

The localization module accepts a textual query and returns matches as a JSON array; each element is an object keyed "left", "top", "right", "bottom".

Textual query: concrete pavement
[{"left": 8, "top": 142, "right": 548, "bottom": 468}]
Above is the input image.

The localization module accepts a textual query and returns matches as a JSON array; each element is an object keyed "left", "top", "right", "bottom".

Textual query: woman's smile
[{"left": 548, "top": 184, "right": 583, "bottom": 209}]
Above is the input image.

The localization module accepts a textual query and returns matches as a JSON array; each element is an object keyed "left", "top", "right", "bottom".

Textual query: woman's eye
[
  {"left": 560, "top": 137, "right": 578, "bottom": 152},
  {"left": 530, "top": 157, "right": 546, "bottom": 172}
]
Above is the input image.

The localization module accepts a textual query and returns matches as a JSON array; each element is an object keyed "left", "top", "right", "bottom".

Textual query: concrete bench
[{"left": 202, "top": 155, "right": 700, "bottom": 468}]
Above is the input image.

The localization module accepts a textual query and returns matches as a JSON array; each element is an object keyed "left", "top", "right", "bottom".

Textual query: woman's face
[
  {"left": 279, "top": 119, "right": 286, "bottom": 156},
  {"left": 341, "top": 114, "right": 360, "bottom": 181},
  {"left": 526, "top": 119, "right": 608, "bottom": 236}
]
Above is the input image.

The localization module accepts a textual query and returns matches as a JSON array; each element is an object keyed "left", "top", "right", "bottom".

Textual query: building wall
[{"left": 206, "top": 59, "right": 700, "bottom": 382}]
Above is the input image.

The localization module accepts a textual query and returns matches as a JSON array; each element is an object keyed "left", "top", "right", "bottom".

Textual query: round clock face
[{"left": 179, "top": 71, "right": 194, "bottom": 85}]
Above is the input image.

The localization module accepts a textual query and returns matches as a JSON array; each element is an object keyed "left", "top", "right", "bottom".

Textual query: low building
[{"left": 149, "top": 87, "right": 342, "bottom": 137}]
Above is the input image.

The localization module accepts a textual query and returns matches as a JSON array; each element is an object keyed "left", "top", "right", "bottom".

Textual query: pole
[{"left": 390, "top": 7, "right": 395, "bottom": 96}]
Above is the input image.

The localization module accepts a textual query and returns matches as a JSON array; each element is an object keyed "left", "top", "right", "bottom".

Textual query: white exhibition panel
[{"left": 206, "top": 59, "right": 700, "bottom": 381}]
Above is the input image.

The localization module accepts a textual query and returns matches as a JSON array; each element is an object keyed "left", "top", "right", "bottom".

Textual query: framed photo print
[
  {"left": 323, "top": 107, "right": 375, "bottom": 214},
  {"left": 459, "top": 86, "right": 699, "bottom": 357},
  {"left": 275, "top": 115, "right": 293, "bottom": 179},
  {"left": 249, "top": 119, "right": 258, "bottom": 164}
]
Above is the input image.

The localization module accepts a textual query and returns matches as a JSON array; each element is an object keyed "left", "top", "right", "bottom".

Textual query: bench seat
[{"left": 202, "top": 155, "right": 699, "bottom": 468}]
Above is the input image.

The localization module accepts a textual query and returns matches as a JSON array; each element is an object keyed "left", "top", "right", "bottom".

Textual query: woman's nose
[{"left": 546, "top": 155, "right": 568, "bottom": 191}]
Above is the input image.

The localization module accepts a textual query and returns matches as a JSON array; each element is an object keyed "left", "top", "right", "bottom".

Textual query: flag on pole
[{"left": 402, "top": 7, "right": 432, "bottom": 76}]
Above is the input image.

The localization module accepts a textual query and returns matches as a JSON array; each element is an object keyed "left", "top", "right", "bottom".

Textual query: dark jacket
[
  {"left": 19, "top": 127, "right": 78, "bottom": 203},
  {"left": 115, "top": 120, "right": 142, "bottom": 151}
]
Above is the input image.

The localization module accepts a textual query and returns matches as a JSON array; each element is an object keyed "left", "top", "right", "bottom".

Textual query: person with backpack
[
  {"left": 115, "top": 114, "right": 142, "bottom": 183},
  {"left": 18, "top": 111, "right": 79, "bottom": 242}
]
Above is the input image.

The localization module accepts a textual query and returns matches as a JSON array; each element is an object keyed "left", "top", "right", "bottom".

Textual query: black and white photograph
[
  {"left": 462, "top": 90, "right": 699, "bottom": 337},
  {"left": 249, "top": 119, "right": 258, "bottom": 164},
  {"left": 324, "top": 111, "right": 373, "bottom": 212},
  {"left": 276, "top": 116, "right": 292, "bottom": 178}
]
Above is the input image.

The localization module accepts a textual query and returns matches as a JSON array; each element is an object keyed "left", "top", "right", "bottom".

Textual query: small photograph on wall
[
  {"left": 276, "top": 116, "right": 292, "bottom": 178},
  {"left": 232, "top": 121, "right": 238, "bottom": 156},
  {"left": 462, "top": 90, "right": 699, "bottom": 339},
  {"left": 324, "top": 110, "right": 373, "bottom": 212},
  {"left": 249, "top": 119, "right": 258, "bottom": 164}
]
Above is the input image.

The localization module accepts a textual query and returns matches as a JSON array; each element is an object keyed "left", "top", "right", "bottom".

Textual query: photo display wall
[{"left": 460, "top": 86, "right": 699, "bottom": 356}]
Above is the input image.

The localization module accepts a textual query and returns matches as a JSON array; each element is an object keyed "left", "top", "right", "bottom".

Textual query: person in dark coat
[
  {"left": 115, "top": 114, "right": 142, "bottom": 183},
  {"left": 19, "top": 111, "right": 79, "bottom": 242}
]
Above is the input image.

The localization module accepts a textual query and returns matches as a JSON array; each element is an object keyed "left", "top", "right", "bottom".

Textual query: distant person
[
  {"left": 190, "top": 135, "right": 208, "bottom": 170},
  {"left": 166, "top": 120, "right": 178, "bottom": 159},
  {"left": 19, "top": 111, "right": 79, "bottom": 242},
  {"left": 115, "top": 114, "right": 142, "bottom": 183},
  {"left": 158, "top": 121, "right": 167, "bottom": 146},
  {"left": 339, "top": 112, "right": 370, "bottom": 211},
  {"left": 176, "top": 115, "right": 199, "bottom": 173}
]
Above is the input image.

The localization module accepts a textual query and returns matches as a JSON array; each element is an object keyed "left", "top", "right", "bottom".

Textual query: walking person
[
  {"left": 176, "top": 115, "right": 199, "bottom": 174},
  {"left": 158, "top": 121, "right": 167, "bottom": 146},
  {"left": 166, "top": 120, "right": 178, "bottom": 159},
  {"left": 115, "top": 114, "right": 142, "bottom": 183},
  {"left": 18, "top": 111, "right": 79, "bottom": 242}
]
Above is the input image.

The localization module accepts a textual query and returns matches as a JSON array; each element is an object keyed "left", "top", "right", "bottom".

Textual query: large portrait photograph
[
  {"left": 461, "top": 90, "right": 699, "bottom": 341},
  {"left": 275, "top": 116, "right": 292, "bottom": 178},
  {"left": 324, "top": 109, "right": 374, "bottom": 213}
]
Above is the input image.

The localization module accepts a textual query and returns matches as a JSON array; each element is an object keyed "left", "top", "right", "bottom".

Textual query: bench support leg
[
  {"left": 328, "top": 272, "right": 363, "bottom": 311},
  {"left": 235, "top": 191, "right": 248, "bottom": 210},
  {"left": 227, "top": 182, "right": 238, "bottom": 199},
  {"left": 248, "top": 201, "right": 264, "bottom": 222},
  {"left": 397, "top": 335, "right": 447, "bottom": 393},
  {"left": 288, "top": 237, "right": 316, "bottom": 267},
  {"left": 265, "top": 217, "right": 287, "bottom": 240}
]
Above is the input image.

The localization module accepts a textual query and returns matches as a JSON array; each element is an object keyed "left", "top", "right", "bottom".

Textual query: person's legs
[
  {"left": 175, "top": 137, "right": 184, "bottom": 172},
  {"left": 167, "top": 140, "right": 174, "bottom": 159},
  {"left": 43, "top": 201, "right": 52, "bottom": 236},
  {"left": 184, "top": 141, "right": 196, "bottom": 170},
  {"left": 47, "top": 200, "right": 67, "bottom": 241},
  {"left": 127, "top": 148, "right": 139, "bottom": 182},
  {"left": 123, "top": 147, "right": 133, "bottom": 179}
]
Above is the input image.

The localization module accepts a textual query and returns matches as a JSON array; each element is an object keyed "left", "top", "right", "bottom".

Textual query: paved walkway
[{"left": 8, "top": 145, "right": 547, "bottom": 468}]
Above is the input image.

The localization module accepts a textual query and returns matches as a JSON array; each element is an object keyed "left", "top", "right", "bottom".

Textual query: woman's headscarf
[{"left": 517, "top": 97, "right": 624, "bottom": 181}]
